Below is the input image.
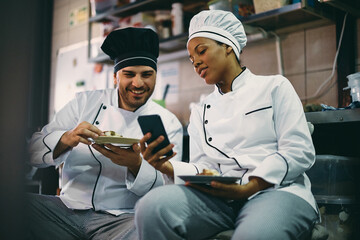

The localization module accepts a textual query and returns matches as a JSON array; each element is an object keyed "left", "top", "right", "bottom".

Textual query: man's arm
[
  {"left": 28, "top": 95, "right": 103, "bottom": 167},
  {"left": 53, "top": 138, "right": 71, "bottom": 159}
]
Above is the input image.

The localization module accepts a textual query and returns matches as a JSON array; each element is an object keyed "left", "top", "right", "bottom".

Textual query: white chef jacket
[
  {"left": 29, "top": 88, "right": 183, "bottom": 215},
  {"left": 172, "top": 68, "right": 318, "bottom": 212}
]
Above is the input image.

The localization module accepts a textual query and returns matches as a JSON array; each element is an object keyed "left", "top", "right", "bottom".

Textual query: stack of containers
[{"left": 344, "top": 72, "right": 360, "bottom": 102}]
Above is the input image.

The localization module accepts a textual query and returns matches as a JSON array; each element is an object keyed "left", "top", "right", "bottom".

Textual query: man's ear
[{"left": 113, "top": 73, "right": 117, "bottom": 85}]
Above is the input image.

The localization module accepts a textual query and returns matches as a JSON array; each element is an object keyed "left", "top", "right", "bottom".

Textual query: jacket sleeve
[
  {"left": 250, "top": 77, "right": 315, "bottom": 186},
  {"left": 126, "top": 158, "right": 164, "bottom": 196},
  {"left": 28, "top": 97, "right": 80, "bottom": 168},
  {"left": 165, "top": 115, "right": 184, "bottom": 183},
  {"left": 126, "top": 113, "right": 184, "bottom": 194}
]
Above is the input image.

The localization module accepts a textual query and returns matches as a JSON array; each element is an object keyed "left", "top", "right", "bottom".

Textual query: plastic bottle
[
  {"left": 171, "top": 2, "right": 183, "bottom": 36},
  {"left": 345, "top": 72, "right": 360, "bottom": 102}
]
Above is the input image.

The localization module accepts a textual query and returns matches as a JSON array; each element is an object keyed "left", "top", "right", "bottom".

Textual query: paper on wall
[{"left": 153, "top": 61, "right": 180, "bottom": 104}]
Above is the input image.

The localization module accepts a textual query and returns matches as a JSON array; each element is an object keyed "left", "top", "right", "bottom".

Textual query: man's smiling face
[{"left": 114, "top": 65, "right": 156, "bottom": 112}]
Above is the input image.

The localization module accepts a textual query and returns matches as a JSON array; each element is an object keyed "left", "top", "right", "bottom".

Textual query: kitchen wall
[{"left": 50, "top": 0, "right": 360, "bottom": 126}]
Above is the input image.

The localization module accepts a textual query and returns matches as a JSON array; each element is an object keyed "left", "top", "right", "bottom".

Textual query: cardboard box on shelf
[
  {"left": 208, "top": 0, "right": 255, "bottom": 19},
  {"left": 90, "top": 0, "right": 117, "bottom": 16},
  {"left": 119, "top": 11, "right": 156, "bottom": 29},
  {"left": 253, "top": 0, "right": 290, "bottom": 14}
]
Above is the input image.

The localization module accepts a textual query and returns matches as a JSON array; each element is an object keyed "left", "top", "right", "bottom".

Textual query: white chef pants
[
  {"left": 26, "top": 193, "right": 136, "bottom": 240},
  {"left": 135, "top": 185, "right": 318, "bottom": 240}
]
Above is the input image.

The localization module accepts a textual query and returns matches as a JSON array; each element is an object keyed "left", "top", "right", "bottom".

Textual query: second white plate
[{"left": 178, "top": 175, "right": 241, "bottom": 184}]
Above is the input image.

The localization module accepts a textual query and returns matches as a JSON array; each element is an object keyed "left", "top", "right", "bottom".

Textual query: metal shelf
[
  {"left": 159, "top": 32, "right": 188, "bottom": 52},
  {"left": 305, "top": 108, "right": 360, "bottom": 124},
  {"left": 241, "top": 1, "right": 334, "bottom": 31},
  {"left": 319, "top": 0, "right": 360, "bottom": 17},
  {"left": 89, "top": 33, "right": 188, "bottom": 63},
  {"left": 87, "top": 0, "right": 348, "bottom": 63},
  {"left": 314, "top": 195, "right": 357, "bottom": 205},
  {"left": 89, "top": 0, "right": 170, "bottom": 23},
  {"left": 306, "top": 108, "right": 360, "bottom": 157}
]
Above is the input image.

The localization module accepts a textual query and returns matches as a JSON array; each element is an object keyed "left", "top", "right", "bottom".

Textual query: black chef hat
[{"left": 101, "top": 27, "right": 159, "bottom": 73}]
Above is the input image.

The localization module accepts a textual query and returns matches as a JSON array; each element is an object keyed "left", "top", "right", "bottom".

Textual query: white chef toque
[{"left": 187, "top": 10, "right": 247, "bottom": 61}]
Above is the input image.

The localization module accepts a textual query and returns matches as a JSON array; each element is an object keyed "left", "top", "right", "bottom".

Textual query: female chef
[{"left": 136, "top": 10, "right": 319, "bottom": 240}]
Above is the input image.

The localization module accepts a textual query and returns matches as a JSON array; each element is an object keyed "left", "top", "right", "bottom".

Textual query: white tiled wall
[
  {"left": 50, "top": 0, "right": 359, "bottom": 125},
  {"left": 306, "top": 25, "right": 337, "bottom": 72},
  {"left": 281, "top": 31, "right": 305, "bottom": 76},
  {"left": 242, "top": 39, "right": 282, "bottom": 75},
  {"left": 50, "top": 0, "right": 89, "bottom": 120}
]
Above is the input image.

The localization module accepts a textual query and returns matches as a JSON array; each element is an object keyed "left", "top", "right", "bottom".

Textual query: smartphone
[{"left": 137, "top": 114, "right": 174, "bottom": 157}]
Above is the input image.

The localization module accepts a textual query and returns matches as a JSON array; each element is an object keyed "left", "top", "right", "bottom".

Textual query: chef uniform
[
  {"left": 27, "top": 27, "right": 183, "bottom": 239},
  {"left": 135, "top": 10, "right": 319, "bottom": 240}
]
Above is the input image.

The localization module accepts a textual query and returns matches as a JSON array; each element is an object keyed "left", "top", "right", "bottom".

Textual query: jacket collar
[
  {"left": 111, "top": 88, "right": 119, "bottom": 107},
  {"left": 216, "top": 67, "right": 250, "bottom": 95}
]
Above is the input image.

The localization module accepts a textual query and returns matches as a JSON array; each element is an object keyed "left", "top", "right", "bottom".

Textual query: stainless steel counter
[{"left": 305, "top": 108, "right": 360, "bottom": 124}]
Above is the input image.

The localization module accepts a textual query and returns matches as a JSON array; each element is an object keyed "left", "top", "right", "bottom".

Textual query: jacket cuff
[
  {"left": 42, "top": 130, "right": 68, "bottom": 166},
  {"left": 126, "top": 159, "right": 161, "bottom": 196},
  {"left": 171, "top": 161, "right": 198, "bottom": 184},
  {"left": 249, "top": 153, "right": 288, "bottom": 186}
]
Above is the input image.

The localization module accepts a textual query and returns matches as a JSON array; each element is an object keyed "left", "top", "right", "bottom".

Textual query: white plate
[
  {"left": 93, "top": 136, "right": 140, "bottom": 146},
  {"left": 178, "top": 175, "right": 241, "bottom": 184}
]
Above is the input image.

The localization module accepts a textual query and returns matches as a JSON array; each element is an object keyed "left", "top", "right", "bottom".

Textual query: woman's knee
[{"left": 232, "top": 223, "right": 292, "bottom": 240}]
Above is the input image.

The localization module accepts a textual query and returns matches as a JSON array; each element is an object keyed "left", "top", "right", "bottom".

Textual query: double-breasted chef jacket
[
  {"left": 29, "top": 88, "right": 183, "bottom": 215},
  {"left": 172, "top": 68, "right": 318, "bottom": 213}
]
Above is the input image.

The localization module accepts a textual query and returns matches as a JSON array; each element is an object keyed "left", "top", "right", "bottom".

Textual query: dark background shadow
[{"left": 0, "top": 1, "right": 53, "bottom": 239}]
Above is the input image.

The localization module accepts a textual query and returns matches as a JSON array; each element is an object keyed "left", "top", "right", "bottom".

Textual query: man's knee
[
  {"left": 135, "top": 185, "right": 175, "bottom": 225},
  {"left": 135, "top": 191, "right": 160, "bottom": 224}
]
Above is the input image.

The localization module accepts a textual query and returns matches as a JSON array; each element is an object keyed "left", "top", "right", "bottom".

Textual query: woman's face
[{"left": 187, "top": 37, "right": 230, "bottom": 85}]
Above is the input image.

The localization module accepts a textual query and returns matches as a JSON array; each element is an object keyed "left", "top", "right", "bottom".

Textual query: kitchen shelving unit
[{"left": 87, "top": 0, "right": 358, "bottom": 63}]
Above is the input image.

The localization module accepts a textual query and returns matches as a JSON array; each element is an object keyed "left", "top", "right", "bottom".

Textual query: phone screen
[{"left": 137, "top": 114, "right": 173, "bottom": 157}]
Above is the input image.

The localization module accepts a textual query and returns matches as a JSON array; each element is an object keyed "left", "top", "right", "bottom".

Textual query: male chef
[{"left": 27, "top": 27, "right": 183, "bottom": 239}]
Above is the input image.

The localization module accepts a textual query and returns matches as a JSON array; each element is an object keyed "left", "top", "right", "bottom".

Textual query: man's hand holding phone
[{"left": 138, "top": 115, "right": 176, "bottom": 176}]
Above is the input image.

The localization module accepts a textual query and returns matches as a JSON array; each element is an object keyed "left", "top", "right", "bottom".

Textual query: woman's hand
[
  {"left": 187, "top": 176, "right": 273, "bottom": 200},
  {"left": 140, "top": 133, "right": 176, "bottom": 177}
]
